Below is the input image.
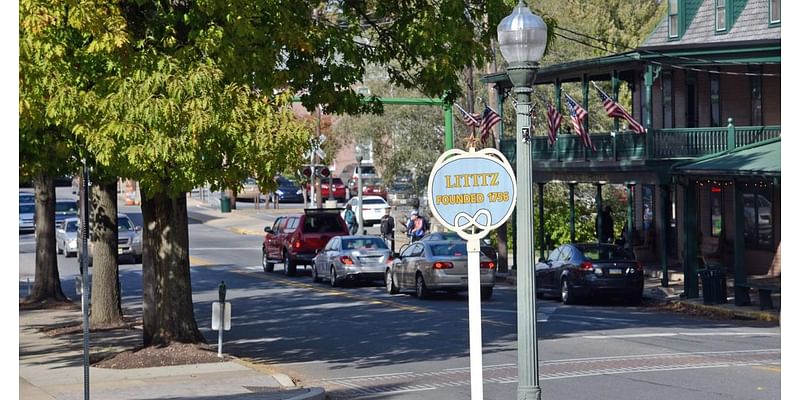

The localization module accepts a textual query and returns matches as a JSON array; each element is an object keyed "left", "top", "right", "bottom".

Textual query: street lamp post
[
  {"left": 497, "top": 2, "right": 547, "bottom": 399},
  {"left": 355, "top": 146, "right": 364, "bottom": 234}
]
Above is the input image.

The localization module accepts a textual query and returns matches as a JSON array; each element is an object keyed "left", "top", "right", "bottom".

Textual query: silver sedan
[
  {"left": 312, "top": 236, "right": 392, "bottom": 287},
  {"left": 385, "top": 240, "right": 496, "bottom": 300}
]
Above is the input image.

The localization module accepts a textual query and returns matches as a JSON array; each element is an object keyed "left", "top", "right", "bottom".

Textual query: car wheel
[
  {"left": 480, "top": 287, "right": 493, "bottom": 301},
  {"left": 330, "top": 266, "right": 338, "bottom": 287},
  {"left": 386, "top": 270, "right": 399, "bottom": 294},
  {"left": 284, "top": 252, "right": 296, "bottom": 276},
  {"left": 262, "top": 250, "right": 274, "bottom": 273},
  {"left": 627, "top": 292, "right": 642, "bottom": 306},
  {"left": 561, "top": 279, "right": 577, "bottom": 305},
  {"left": 415, "top": 273, "right": 429, "bottom": 299}
]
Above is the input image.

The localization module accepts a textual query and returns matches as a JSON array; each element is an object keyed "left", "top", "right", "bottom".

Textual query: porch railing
[{"left": 500, "top": 124, "right": 780, "bottom": 165}]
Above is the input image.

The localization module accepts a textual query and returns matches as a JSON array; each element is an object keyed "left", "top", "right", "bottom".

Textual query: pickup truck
[{"left": 262, "top": 209, "right": 349, "bottom": 276}]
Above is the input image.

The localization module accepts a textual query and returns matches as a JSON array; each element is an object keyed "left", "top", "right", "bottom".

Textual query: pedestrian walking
[
  {"left": 408, "top": 211, "right": 427, "bottom": 242},
  {"left": 344, "top": 204, "right": 358, "bottom": 235},
  {"left": 380, "top": 208, "right": 395, "bottom": 252}
]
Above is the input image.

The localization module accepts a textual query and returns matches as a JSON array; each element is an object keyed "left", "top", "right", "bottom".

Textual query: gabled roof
[
  {"left": 673, "top": 137, "right": 780, "bottom": 177},
  {"left": 641, "top": 0, "right": 780, "bottom": 49}
]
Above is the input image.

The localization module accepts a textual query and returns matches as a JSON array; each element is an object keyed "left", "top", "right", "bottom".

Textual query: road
[{"left": 18, "top": 200, "right": 781, "bottom": 400}]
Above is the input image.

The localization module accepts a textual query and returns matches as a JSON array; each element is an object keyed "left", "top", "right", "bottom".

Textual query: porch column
[
  {"left": 583, "top": 75, "right": 590, "bottom": 161},
  {"left": 569, "top": 182, "right": 577, "bottom": 243},
  {"left": 644, "top": 64, "right": 654, "bottom": 158},
  {"left": 595, "top": 183, "right": 604, "bottom": 243},
  {"left": 538, "top": 182, "right": 545, "bottom": 261},
  {"left": 683, "top": 180, "right": 699, "bottom": 298},
  {"left": 733, "top": 180, "right": 748, "bottom": 305},
  {"left": 659, "top": 184, "right": 671, "bottom": 287},
  {"left": 626, "top": 182, "right": 635, "bottom": 249}
]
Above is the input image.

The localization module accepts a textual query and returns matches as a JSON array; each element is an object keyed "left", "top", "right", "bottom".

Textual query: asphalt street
[{"left": 18, "top": 195, "right": 781, "bottom": 400}]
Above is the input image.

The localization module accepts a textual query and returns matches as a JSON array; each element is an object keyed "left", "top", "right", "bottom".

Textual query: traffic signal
[{"left": 300, "top": 166, "right": 330, "bottom": 178}]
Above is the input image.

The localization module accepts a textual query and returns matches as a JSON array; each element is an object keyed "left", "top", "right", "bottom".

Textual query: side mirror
[
  {"left": 135, "top": 226, "right": 142, "bottom": 232},
  {"left": 264, "top": 227, "right": 273, "bottom": 234}
]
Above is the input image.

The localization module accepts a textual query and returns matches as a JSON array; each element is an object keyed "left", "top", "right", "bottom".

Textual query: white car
[{"left": 343, "top": 196, "right": 390, "bottom": 227}]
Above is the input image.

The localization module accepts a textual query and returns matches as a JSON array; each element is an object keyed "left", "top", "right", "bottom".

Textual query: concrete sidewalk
[{"left": 19, "top": 307, "right": 325, "bottom": 400}]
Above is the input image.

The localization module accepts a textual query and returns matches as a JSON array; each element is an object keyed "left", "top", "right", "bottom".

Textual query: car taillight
[
  {"left": 580, "top": 261, "right": 594, "bottom": 270},
  {"left": 386, "top": 255, "right": 394, "bottom": 264},
  {"left": 340, "top": 256, "right": 354, "bottom": 265},
  {"left": 293, "top": 240, "right": 301, "bottom": 249},
  {"left": 432, "top": 261, "right": 454, "bottom": 269},
  {"left": 480, "top": 261, "right": 496, "bottom": 269}
]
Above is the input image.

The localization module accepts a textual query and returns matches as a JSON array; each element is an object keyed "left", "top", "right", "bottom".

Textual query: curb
[
  {"left": 230, "top": 227, "right": 265, "bottom": 236},
  {"left": 665, "top": 299, "right": 780, "bottom": 323}
]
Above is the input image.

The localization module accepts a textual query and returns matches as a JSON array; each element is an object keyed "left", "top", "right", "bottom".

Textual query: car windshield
[
  {"left": 359, "top": 166, "right": 376, "bottom": 175},
  {"left": 342, "top": 238, "right": 388, "bottom": 250},
  {"left": 65, "top": 220, "right": 78, "bottom": 232},
  {"left": 303, "top": 214, "right": 344, "bottom": 233},
  {"left": 55, "top": 201, "right": 78, "bottom": 214},
  {"left": 20, "top": 203, "right": 35, "bottom": 214},
  {"left": 575, "top": 244, "right": 634, "bottom": 261},
  {"left": 118, "top": 217, "right": 136, "bottom": 231},
  {"left": 430, "top": 242, "right": 468, "bottom": 257},
  {"left": 362, "top": 198, "right": 386, "bottom": 205},
  {"left": 428, "top": 232, "right": 460, "bottom": 241}
]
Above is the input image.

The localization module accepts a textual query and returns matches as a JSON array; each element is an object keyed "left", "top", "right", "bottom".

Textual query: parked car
[
  {"left": 420, "top": 231, "right": 498, "bottom": 263},
  {"left": 19, "top": 203, "right": 35, "bottom": 233},
  {"left": 387, "top": 182, "right": 414, "bottom": 206},
  {"left": 386, "top": 240, "right": 496, "bottom": 300},
  {"left": 55, "top": 199, "right": 79, "bottom": 224},
  {"left": 312, "top": 235, "right": 392, "bottom": 286},
  {"left": 535, "top": 243, "right": 643, "bottom": 305},
  {"left": 262, "top": 209, "right": 349, "bottom": 276},
  {"left": 270, "top": 176, "right": 304, "bottom": 203},
  {"left": 237, "top": 177, "right": 262, "bottom": 201},
  {"left": 56, "top": 217, "right": 79, "bottom": 257},
  {"left": 80, "top": 213, "right": 143, "bottom": 265},
  {"left": 318, "top": 177, "right": 347, "bottom": 201},
  {"left": 346, "top": 163, "right": 379, "bottom": 196},
  {"left": 342, "top": 196, "right": 390, "bottom": 227},
  {"left": 360, "top": 178, "right": 387, "bottom": 199}
]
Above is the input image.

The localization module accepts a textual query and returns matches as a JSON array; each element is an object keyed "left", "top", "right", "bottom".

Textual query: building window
[
  {"left": 770, "top": 0, "right": 780, "bottom": 24},
  {"left": 662, "top": 71, "right": 673, "bottom": 128},
  {"left": 715, "top": 0, "right": 727, "bottom": 32},
  {"left": 743, "top": 187, "right": 773, "bottom": 249},
  {"left": 750, "top": 67, "right": 763, "bottom": 125},
  {"left": 710, "top": 72, "right": 721, "bottom": 126},
  {"left": 710, "top": 186, "right": 723, "bottom": 237},
  {"left": 668, "top": 0, "right": 679, "bottom": 38}
]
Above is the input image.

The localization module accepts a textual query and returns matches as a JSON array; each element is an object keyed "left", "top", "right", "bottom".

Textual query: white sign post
[{"left": 427, "top": 147, "right": 517, "bottom": 400}]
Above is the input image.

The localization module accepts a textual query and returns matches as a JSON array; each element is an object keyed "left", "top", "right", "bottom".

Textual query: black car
[
  {"left": 535, "top": 243, "right": 643, "bottom": 305},
  {"left": 55, "top": 199, "right": 79, "bottom": 224},
  {"left": 420, "top": 231, "right": 498, "bottom": 263},
  {"left": 270, "top": 177, "right": 304, "bottom": 203}
]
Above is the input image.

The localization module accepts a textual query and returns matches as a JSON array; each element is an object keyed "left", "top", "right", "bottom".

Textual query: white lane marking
[
  {"left": 582, "top": 332, "right": 780, "bottom": 339},
  {"left": 540, "top": 348, "right": 780, "bottom": 364},
  {"left": 191, "top": 247, "right": 261, "bottom": 250}
]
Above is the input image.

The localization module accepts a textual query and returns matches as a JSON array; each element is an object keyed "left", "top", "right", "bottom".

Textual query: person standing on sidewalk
[
  {"left": 344, "top": 204, "right": 358, "bottom": 235},
  {"left": 380, "top": 207, "right": 395, "bottom": 252}
]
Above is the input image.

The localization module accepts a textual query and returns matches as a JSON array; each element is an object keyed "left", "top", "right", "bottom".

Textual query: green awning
[{"left": 674, "top": 137, "right": 780, "bottom": 177}]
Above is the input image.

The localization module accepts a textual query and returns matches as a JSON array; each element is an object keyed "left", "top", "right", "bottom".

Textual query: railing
[{"left": 500, "top": 124, "right": 779, "bottom": 165}]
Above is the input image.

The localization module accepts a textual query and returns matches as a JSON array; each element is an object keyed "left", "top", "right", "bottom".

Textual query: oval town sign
[{"left": 427, "top": 147, "right": 517, "bottom": 240}]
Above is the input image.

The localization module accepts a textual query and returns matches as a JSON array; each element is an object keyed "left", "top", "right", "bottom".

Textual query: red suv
[
  {"left": 262, "top": 210, "right": 349, "bottom": 276},
  {"left": 320, "top": 178, "right": 347, "bottom": 201}
]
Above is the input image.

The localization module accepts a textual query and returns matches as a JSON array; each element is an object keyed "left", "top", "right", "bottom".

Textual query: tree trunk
[
  {"left": 27, "top": 173, "right": 69, "bottom": 303},
  {"left": 89, "top": 178, "right": 124, "bottom": 328},
  {"left": 140, "top": 188, "right": 204, "bottom": 346}
]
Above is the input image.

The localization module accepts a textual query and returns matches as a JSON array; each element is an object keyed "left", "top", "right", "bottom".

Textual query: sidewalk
[{"left": 19, "top": 307, "right": 325, "bottom": 400}]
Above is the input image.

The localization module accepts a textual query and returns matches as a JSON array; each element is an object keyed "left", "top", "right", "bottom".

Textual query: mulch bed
[{"left": 92, "top": 343, "right": 229, "bottom": 369}]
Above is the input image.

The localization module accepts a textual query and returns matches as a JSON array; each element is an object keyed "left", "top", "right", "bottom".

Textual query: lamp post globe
[{"left": 498, "top": 1, "right": 547, "bottom": 399}]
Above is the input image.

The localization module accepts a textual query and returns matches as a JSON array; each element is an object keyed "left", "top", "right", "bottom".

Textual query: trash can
[
  {"left": 220, "top": 196, "right": 232, "bottom": 213},
  {"left": 699, "top": 267, "right": 727, "bottom": 304}
]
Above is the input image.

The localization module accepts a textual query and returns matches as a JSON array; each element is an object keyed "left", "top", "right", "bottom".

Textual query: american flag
[
  {"left": 546, "top": 103, "right": 562, "bottom": 146},
  {"left": 460, "top": 107, "right": 482, "bottom": 128},
  {"left": 595, "top": 86, "right": 646, "bottom": 134},
  {"left": 480, "top": 106, "right": 501, "bottom": 144},
  {"left": 564, "top": 93, "right": 596, "bottom": 151}
]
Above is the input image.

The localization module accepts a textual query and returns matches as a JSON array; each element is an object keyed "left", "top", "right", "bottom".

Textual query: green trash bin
[
  {"left": 220, "top": 196, "right": 231, "bottom": 213},
  {"left": 699, "top": 268, "right": 726, "bottom": 304}
]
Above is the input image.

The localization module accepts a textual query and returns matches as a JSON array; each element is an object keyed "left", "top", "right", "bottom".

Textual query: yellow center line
[
  {"left": 753, "top": 365, "right": 781, "bottom": 373},
  {"left": 233, "top": 267, "right": 430, "bottom": 314},
  {"left": 189, "top": 255, "right": 216, "bottom": 267}
]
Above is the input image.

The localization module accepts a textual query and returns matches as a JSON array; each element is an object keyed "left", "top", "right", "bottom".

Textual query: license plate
[{"left": 609, "top": 268, "right": 622, "bottom": 275}]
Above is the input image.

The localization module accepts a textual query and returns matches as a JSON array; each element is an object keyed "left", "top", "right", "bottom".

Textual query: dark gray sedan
[
  {"left": 312, "top": 236, "right": 392, "bottom": 287},
  {"left": 535, "top": 243, "right": 643, "bottom": 305}
]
